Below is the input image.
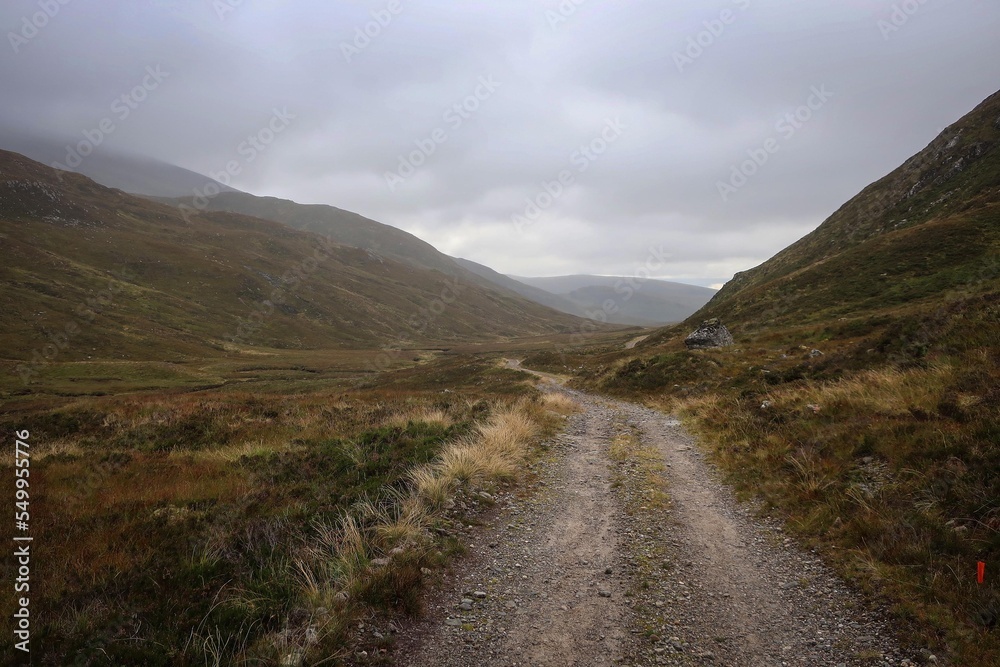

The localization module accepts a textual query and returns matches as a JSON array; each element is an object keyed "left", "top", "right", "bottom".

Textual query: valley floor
[{"left": 393, "top": 369, "right": 921, "bottom": 666}]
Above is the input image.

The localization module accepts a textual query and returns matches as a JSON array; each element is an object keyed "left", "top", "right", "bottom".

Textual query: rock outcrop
[{"left": 684, "top": 318, "right": 734, "bottom": 349}]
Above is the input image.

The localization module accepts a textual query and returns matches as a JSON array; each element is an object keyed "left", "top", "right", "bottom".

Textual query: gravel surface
[{"left": 392, "top": 373, "right": 928, "bottom": 667}]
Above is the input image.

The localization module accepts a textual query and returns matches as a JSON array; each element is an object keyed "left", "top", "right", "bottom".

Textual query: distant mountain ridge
[
  {"left": 451, "top": 258, "right": 587, "bottom": 317},
  {"left": 0, "top": 149, "right": 588, "bottom": 367},
  {"left": 171, "top": 193, "right": 711, "bottom": 327},
  {"left": 0, "top": 131, "right": 713, "bottom": 328},
  {"left": 511, "top": 274, "right": 717, "bottom": 326}
]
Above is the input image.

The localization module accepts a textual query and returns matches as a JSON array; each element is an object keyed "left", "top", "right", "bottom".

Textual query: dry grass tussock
[
  {"left": 676, "top": 359, "right": 1000, "bottom": 665},
  {"left": 434, "top": 400, "right": 540, "bottom": 486},
  {"left": 541, "top": 391, "right": 581, "bottom": 415},
  {"left": 386, "top": 407, "right": 453, "bottom": 428},
  {"left": 287, "top": 398, "right": 547, "bottom": 662}
]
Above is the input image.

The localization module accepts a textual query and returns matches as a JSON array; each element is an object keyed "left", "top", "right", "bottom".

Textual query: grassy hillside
[
  {"left": 695, "top": 89, "right": 1000, "bottom": 329},
  {"left": 176, "top": 191, "right": 466, "bottom": 277},
  {"left": 0, "top": 150, "right": 585, "bottom": 383},
  {"left": 159, "top": 191, "right": 616, "bottom": 334},
  {"left": 525, "top": 90, "right": 1000, "bottom": 665}
]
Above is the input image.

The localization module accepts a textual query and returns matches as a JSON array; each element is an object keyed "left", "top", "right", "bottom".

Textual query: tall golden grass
[
  {"left": 286, "top": 398, "right": 548, "bottom": 662},
  {"left": 677, "top": 361, "right": 1000, "bottom": 665},
  {"left": 386, "top": 407, "right": 453, "bottom": 428}
]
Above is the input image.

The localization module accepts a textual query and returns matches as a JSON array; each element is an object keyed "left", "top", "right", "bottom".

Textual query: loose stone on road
[{"left": 395, "top": 371, "right": 919, "bottom": 666}]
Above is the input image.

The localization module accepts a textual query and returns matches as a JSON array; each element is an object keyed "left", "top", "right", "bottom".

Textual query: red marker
[{"left": 978, "top": 561, "right": 986, "bottom": 584}]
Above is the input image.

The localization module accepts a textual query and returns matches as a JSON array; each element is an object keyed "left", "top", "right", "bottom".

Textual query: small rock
[
  {"left": 598, "top": 589, "right": 612, "bottom": 598},
  {"left": 473, "top": 591, "right": 487, "bottom": 599}
]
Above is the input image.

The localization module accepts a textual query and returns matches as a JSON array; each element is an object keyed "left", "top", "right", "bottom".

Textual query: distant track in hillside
[
  {"left": 393, "top": 363, "right": 920, "bottom": 666},
  {"left": 625, "top": 334, "right": 650, "bottom": 349}
]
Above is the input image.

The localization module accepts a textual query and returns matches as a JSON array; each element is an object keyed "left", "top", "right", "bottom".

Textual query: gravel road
[{"left": 392, "top": 371, "right": 926, "bottom": 666}]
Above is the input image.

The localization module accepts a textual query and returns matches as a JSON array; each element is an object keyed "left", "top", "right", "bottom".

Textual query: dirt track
[{"left": 393, "top": 367, "right": 921, "bottom": 666}]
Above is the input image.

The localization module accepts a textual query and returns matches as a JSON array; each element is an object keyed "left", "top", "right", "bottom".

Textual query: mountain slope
[
  {"left": 451, "top": 257, "right": 587, "bottom": 317},
  {"left": 0, "top": 150, "right": 585, "bottom": 370},
  {"left": 0, "top": 141, "right": 585, "bottom": 318},
  {"left": 531, "top": 90, "right": 1000, "bottom": 667},
  {"left": 690, "top": 89, "right": 1000, "bottom": 329},
  {"left": 0, "top": 131, "right": 238, "bottom": 198},
  {"left": 512, "top": 275, "right": 717, "bottom": 325},
  {"left": 164, "top": 192, "right": 637, "bottom": 332},
  {"left": 175, "top": 191, "right": 463, "bottom": 277}
]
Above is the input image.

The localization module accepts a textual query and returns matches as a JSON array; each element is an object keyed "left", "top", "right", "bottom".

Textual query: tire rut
[{"left": 393, "top": 380, "right": 921, "bottom": 667}]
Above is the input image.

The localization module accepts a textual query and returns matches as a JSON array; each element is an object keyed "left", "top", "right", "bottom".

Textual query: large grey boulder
[{"left": 684, "top": 318, "right": 734, "bottom": 349}]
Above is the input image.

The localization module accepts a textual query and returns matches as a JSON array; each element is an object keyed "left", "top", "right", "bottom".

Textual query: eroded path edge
[{"left": 393, "top": 370, "right": 917, "bottom": 667}]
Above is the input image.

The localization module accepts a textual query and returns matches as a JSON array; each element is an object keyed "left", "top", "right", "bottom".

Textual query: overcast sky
[{"left": 2, "top": 1, "right": 999, "bottom": 287}]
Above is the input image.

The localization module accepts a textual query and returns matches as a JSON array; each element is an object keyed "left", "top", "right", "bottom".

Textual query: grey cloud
[{"left": 2, "top": 0, "right": 998, "bottom": 287}]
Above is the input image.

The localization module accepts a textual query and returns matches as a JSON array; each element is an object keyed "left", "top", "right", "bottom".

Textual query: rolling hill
[
  {"left": 0, "top": 140, "right": 603, "bottom": 320},
  {"left": 0, "top": 149, "right": 588, "bottom": 374},
  {"left": 451, "top": 257, "right": 587, "bottom": 318},
  {"left": 176, "top": 190, "right": 466, "bottom": 278},
  {"left": 0, "top": 139, "right": 701, "bottom": 328},
  {"left": 512, "top": 274, "right": 717, "bottom": 326}
]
